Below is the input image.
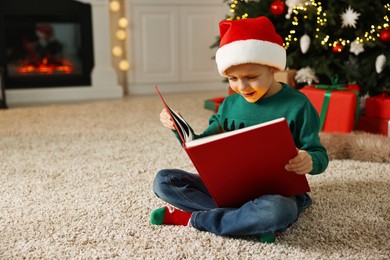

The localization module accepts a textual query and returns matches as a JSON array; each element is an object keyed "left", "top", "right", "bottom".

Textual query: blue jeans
[{"left": 153, "top": 169, "right": 312, "bottom": 237}]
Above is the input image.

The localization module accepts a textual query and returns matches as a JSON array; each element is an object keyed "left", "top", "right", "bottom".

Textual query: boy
[{"left": 151, "top": 16, "right": 328, "bottom": 242}]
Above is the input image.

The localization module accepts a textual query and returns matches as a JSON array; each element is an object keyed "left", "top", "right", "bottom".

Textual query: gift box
[
  {"left": 356, "top": 116, "right": 390, "bottom": 137},
  {"left": 275, "top": 69, "right": 298, "bottom": 88},
  {"left": 300, "top": 83, "right": 360, "bottom": 133},
  {"left": 204, "top": 97, "right": 225, "bottom": 113},
  {"left": 365, "top": 93, "right": 390, "bottom": 119}
]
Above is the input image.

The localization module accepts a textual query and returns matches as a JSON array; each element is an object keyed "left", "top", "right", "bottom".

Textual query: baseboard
[{"left": 6, "top": 85, "right": 123, "bottom": 106}]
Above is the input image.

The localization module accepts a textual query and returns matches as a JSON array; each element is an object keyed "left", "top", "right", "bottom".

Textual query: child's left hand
[{"left": 285, "top": 149, "right": 313, "bottom": 175}]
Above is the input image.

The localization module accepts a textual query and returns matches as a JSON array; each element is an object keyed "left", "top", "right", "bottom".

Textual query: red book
[{"left": 156, "top": 86, "right": 311, "bottom": 208}]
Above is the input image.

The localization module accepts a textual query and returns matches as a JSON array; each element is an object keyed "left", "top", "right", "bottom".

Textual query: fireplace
[
  {"left": 1, "top": 0, "right": 94, "bottom": 89},
  {"left": 6, "top": 22, "right": 84, "bottom": 84},
  {"left": 0, "top": 0, "right": 122, "bottom": 105}
]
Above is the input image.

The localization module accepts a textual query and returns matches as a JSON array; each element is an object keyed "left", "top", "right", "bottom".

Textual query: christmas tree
[{"left": 212, "top": 0, "right": 390, "bottom": 96}]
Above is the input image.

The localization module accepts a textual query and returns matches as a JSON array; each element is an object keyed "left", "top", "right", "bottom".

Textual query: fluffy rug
[{"left": 0, "top": 91, "right": 389, "bottom": 259}]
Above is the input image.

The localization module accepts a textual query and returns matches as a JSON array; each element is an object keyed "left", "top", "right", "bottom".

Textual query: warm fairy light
[
  {"left": 109, "top": 0, "right": 129, "bottom": 94},
  {"left": 112, "top": 46, "right": 123, "bottom": 57},
  {"left": 116, "top": 29, "right": 127, "bottom": 40},
  {"left": 118, "top": 60, "right": 130, "bottom": 71},
  {"left": 284, "top": 0, "right": 389, "bottom": 50},
  {"left": 229, "top": 0, "right": 250, "bottom": 20},
  {"left": 228, "top": 0, "right": 389, "bottom": 50},
  {"left": 118, "top": 17, "right": 128, "bottom": 28},
  {"left": 109, "top": 1, "right": 120, "bottom": 12}
]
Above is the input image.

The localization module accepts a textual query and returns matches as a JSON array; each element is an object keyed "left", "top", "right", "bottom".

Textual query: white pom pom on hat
[{"left": 215, "top": 16, "right": 286, "bottom": 76}]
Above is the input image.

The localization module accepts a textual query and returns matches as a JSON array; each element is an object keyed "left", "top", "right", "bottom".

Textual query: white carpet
[{"left": 0, "top": 92, "right": 389, "bottom": 259}]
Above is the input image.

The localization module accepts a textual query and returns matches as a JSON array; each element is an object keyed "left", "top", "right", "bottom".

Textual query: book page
[
  {"left": 185, "top": 118, "right": 285, "bottom": 148},
  {"left": 168, "top": 107, "right": 193, "bottom": 143},
  {"left": 155, "top": 86, "right": 193, "bottom": 143}
]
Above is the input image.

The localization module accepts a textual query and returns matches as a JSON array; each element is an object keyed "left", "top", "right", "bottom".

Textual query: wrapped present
[
  {"left": 365, "top": 93, "right": 390, "bottom": 119},
  {"left": 300, "top": 79, "right": 360, "bottom": 133},
  {"left": 204, "top": 97, "right": 225, "bottom": 113},
  {"left": 357, "top": 116, "right": 390, "bottom": 137},
  {"left": 274, "top": 69, "right": 298, "bottom": 88}
]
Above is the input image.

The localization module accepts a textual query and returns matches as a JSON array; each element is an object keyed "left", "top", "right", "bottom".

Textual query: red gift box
[
  {"left": 357, "top": 116, "right": 390, "bottom": 137},
  {"left": 365, "top": 93, "right": 390, "bottom": 119},
  {"left": 204, "top": 97, "right": 225, "bottom": 113},
  {"left": 300, "top": 84, "right": 360, "bottom": 133}
]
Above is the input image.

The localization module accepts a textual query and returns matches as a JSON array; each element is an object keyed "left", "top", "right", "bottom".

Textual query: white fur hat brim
[{"left": 216, "top": 39, "right": 286, "bottom": 76}]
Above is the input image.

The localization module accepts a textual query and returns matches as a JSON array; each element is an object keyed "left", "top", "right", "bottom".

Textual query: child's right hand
[{"left": 159, "top": 108, "right": 176, "bottom": 130}]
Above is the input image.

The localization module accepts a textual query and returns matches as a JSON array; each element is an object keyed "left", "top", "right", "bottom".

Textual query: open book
[
  {"left": 156, "top": 86, "right": 311, "bottom": 207},
  {"left": 155, "top": 86, "right": 194, "bottom": 143}
]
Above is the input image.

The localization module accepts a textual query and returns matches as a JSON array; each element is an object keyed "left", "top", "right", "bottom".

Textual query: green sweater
[{"left": 192, "top": 84, "right": 329, "bottom": 175}]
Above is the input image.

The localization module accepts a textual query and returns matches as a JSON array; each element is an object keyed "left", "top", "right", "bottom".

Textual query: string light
[
  {"left": 284, "top": 0, "right": 389, "bottom": 50},
  {"left": 109, "top": 1, "right": 120, "bottom": 12},
  {"left": 228, "top": 0, "right": 388, "bottom": 50},
  {"left": 118, "top": 17, "right": 129, "bottom": 28},
  {"left": 229, "top": 0, "right": 248, "bottom": 20},
  {"left": 109, "top": 0, "right": 129, "bottom": 95},
  {"left": 112, "top": 46, "right": 123, "bottom": 57},
  {"left": 118, "top": 60, "right": 130, "bottom": 71},
  {"left": 116, "top": 29, "right": 127, "bottom": 40}
]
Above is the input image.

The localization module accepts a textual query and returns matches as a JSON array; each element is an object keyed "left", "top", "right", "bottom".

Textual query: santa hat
[
  {"left": 36, "top": 23, "right": 54, "bottom": 37},
  {"left": 215, "top": 16, "right": 286, "bottom": 76}
]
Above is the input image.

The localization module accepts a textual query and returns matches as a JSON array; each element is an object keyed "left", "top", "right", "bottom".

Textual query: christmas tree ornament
[
  {"left": 375, "top": 54, "right": 386, "bottom": 74},
  {"left": 270, "top": 0, "right": 286, "bottom": 16},
  {"left": 295, "top": 67, "right": 319, "bottom": 85},
  {"left": 300, "top": 34, "right": 311, "bottom": 54},
  {"left": 332, "top": 44, "right": 344, "bottom": 53},
  {"left": 350, "top": 40, "right": 364, "bottom": 55},
  {"left": 379, "top": 28, "right": 390, "bottom": 44},
  {"left": 340, "top": 6, "right": 360, "bottom": 28}
]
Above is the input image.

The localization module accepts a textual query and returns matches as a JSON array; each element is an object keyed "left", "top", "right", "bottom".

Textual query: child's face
[{"left": 225, "top": 63, "right": 275, "bottom": 103}]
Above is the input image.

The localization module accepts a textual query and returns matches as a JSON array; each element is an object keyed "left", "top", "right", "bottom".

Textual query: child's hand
[
  {"left": 285, "top": 149, "right": 313, "bottom": 175},
  {"left": 159, "top": 108, "right": 176, "bottom": 130}
]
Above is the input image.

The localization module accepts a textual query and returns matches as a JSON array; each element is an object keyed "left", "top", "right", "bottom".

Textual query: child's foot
[{"left": 150, "top": 206, "right": 192, "bottom": 226}]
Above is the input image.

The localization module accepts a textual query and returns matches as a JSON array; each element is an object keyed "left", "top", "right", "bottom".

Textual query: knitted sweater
[{"left": 192, "top": 84, "right": 329, "bottom": 175}]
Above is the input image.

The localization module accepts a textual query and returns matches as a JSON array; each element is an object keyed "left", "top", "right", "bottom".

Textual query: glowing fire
[{"left": 17, "top": 57, "right": 74, "bottom": 74}]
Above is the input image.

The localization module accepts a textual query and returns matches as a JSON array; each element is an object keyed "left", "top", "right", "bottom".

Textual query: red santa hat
[
  {"left": 215, "top": 16, "right": 286, "bottom": 76},
  {"left": 36, "top": 23, "right": 54, "bottom": 37}
]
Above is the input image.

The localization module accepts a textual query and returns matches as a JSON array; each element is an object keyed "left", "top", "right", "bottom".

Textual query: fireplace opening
[{"left": 0, "top": 0, "right": 94, "bottom": 89}]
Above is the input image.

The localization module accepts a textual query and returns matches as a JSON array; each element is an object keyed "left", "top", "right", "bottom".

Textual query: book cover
[{"left": 156, "top": 86, "right": 311, "bottom": 208}]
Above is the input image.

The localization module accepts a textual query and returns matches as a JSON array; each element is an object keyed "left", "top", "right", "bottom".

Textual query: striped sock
[{"left": 150, "top": 206, "right": 192, "bottom": 226}]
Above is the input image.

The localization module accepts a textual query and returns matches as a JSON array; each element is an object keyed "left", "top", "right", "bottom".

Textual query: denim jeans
[{"left": 153, "top": 169, "right": 312, "bottom": 237}]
